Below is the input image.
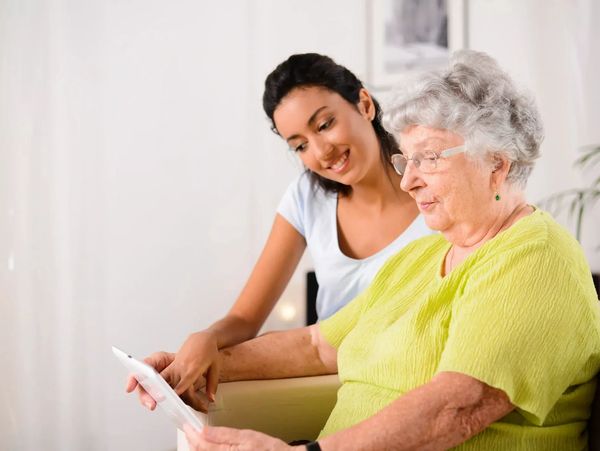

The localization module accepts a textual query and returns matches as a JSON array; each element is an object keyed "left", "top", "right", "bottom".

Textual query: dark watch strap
[{"left": 305, "top": 441, "right": 322, "bottom": 451}]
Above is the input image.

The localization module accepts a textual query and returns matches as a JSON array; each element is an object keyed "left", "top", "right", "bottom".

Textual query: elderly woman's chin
[{"left": 419, "top": 212, "right": 447, "bottom": 233}]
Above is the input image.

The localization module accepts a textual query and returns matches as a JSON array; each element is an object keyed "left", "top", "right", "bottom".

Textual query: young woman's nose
[{"left": 312, "top": 136, "right": 335, "bottom": 161}]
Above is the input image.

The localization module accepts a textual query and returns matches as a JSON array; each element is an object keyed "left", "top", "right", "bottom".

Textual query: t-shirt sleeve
[
  {"left": 276, "top": 173, "right": 310, "bottom": 237},
  {"left": 436, "top": 243, "right": 598, "bottom": 425}
]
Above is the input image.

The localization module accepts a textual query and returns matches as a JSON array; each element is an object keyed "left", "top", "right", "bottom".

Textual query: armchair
[{"left": 176, "top": 374, "right": 340, "bottom": 451}]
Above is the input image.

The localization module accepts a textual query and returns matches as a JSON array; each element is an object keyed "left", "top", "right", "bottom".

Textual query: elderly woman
[{"left": 157, "top": 50, "right": 600, "bottom": 450}]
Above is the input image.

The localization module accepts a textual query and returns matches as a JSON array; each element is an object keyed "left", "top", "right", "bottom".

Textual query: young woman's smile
[{"left": 328, "top": 150, "right": 350, "bottom": 173}]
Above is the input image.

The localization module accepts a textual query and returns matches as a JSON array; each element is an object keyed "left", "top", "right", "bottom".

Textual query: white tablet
[{"left": 112, "top": 346, "right": 203, "bottom": 431}]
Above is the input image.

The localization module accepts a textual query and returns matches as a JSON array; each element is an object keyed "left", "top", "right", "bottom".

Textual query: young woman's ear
[{"left": 357, "top": 88, "right": 376, "bottom": 121}]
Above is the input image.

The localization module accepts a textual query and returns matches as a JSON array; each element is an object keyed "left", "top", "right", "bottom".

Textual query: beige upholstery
[{"left": 176, "top": 374, "right": 341, "bottom": 450}]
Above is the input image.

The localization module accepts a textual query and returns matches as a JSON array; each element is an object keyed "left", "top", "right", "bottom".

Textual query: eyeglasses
[{"left": 390, "top": 145, "right": 465, "bottom": 175}]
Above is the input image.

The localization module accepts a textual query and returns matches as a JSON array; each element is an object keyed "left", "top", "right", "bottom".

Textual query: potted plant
[{"left": 541, "top": 144, "right": 600, "bottom": 296}]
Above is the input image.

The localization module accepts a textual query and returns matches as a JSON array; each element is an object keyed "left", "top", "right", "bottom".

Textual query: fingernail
[{"left": 144, "top": 401, "right": 153, "bottom": 410}]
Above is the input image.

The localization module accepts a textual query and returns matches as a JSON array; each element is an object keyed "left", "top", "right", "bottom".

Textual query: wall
[{"left": 469, "top": 0, "right": 600, "bottom": 270}]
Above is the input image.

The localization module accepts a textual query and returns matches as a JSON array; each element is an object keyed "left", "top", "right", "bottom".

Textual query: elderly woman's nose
[{"left": 400, "top": 162, "right": 420, "bottom": 192}]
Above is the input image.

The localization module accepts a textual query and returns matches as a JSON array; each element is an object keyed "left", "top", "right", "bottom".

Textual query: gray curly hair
[{"left": 382, "top": 50, "right": 544, "bottom": 188}]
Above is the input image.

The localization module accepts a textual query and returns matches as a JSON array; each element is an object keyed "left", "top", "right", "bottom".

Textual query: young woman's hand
[
  {"left": 183, "top": 425, "right": 293, "bottom": 451},
  {"left": 159, "top": 331, "right": 221, "bottom": 412},
  {"left": 124, "top": 343, "right": 216, "bottom": 413}
]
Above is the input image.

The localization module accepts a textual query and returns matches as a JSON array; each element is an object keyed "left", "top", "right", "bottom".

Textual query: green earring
[{"left": 495, "top": 193, "right": 501, "bottom": 201}]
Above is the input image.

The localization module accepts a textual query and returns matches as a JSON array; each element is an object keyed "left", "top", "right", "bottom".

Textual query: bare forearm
[
  {"left": 219, "top": 326, "right": 337, "bottom": 382},
  {"left": 203, "top": 216, "right": 307, "bottom": 350},
  {"left": 320, "top": 372, "right": 513, "bottom": 451},
  {"left": 205, "top": 314, "right": 262, "bottom": 349}
]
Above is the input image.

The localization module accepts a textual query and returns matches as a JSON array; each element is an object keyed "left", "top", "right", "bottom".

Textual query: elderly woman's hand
[{"left": 183, "top": 425, "right": 293, "bottom": 451}]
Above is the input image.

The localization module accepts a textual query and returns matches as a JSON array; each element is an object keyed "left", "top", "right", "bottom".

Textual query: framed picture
[{"left": 366, "top": 0, "right": 468, "bottom": 90}]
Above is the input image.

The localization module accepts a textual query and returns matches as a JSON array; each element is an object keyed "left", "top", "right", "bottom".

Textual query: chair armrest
[{"left": 177, "top": 374, "right": 340, "bottom": 450}]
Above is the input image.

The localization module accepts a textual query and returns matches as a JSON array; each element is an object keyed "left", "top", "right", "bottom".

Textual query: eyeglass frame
[{"left": 390, "top": 145, "right": 466, "bottom": 175}]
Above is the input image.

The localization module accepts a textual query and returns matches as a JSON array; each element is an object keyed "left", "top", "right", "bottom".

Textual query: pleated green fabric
[{"left": 319, "top": 209, "right": 600, "bottom": 450}]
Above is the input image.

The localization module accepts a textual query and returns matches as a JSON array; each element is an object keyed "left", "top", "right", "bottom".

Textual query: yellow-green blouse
[{"left": 319, "top": 209, "right": 600, "bottom": 450}]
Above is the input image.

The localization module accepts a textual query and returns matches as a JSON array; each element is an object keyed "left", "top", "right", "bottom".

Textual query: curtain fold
[{"left": 0, "top": 2, "right": 109, "bottom": 449}]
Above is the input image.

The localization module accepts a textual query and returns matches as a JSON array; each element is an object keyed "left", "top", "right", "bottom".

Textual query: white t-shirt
[{"left": 277, "top": 172, "right": 432, "bottom": 320}]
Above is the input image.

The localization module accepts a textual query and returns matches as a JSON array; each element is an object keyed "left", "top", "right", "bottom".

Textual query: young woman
[{"left": 127, "top": 53, "right": 430, "bottom": 410}]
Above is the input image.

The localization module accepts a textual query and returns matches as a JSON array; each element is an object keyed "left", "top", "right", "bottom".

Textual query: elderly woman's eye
[{"left": 318, "top": 118, "right": 334, "bottom": 132}]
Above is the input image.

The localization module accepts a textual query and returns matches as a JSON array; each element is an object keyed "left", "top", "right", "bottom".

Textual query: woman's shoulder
[
  {"left": 382, "top": 233, "right": 447, "bottom": 272},
  {"left": 468, "top": 208, "right": 596, "bottom": 298},
  {"left": 277, "top": 172, "right": 337, "bottom": 236},
  {"left": 487, "top": 208, "right": 586, "bottom": 264},
  {"left": 284, "top": 171, "right": 336, "bottom": 207}
]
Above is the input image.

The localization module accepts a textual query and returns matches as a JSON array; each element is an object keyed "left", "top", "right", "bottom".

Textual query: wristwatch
[{"left": 305, "top": 441, "right": 321, "bottom": 451}]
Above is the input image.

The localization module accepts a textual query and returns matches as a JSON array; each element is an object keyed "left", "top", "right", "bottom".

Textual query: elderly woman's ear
[{"left": 490, "top": 154, "right": 511, "bottom": 187}]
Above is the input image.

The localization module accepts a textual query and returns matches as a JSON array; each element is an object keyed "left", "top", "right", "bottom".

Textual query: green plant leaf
[
  {"left": 576, "top": 201, "right": 584, "bottom": 241},
  {"left": 575, "top": 145, "right": 600, "bottom": 169},
  {"left": 539, "top": 144, "right": 599, "bottom": 249},
  {"left": 568, "top": 191, "right": 584, "bottom": 219},
  {"left": 587, "top": 189, "right": 600, "bottom": 203},
  {"left": 540, "top": 189, "right": 582, "bottom": 216}
]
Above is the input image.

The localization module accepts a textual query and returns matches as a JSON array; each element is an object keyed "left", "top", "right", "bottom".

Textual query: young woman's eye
[
  {"left": 318, "top": 118, "right": 334, "bottom": 132},
  {"left": 293, "top": 143, "right": 307, "bottom": 153}
]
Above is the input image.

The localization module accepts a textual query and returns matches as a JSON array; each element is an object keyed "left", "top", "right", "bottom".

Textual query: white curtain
[
  {"left": 0, "top": 1, "right": 314, "bottom": 449},
  {"left": 0, "top": 1, "right": 110, "bottom": 449}
]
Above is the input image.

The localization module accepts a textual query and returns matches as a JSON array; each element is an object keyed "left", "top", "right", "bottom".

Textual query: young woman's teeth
[{"left": 331, "top": 152, "right": 348, "bottom": 170}]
